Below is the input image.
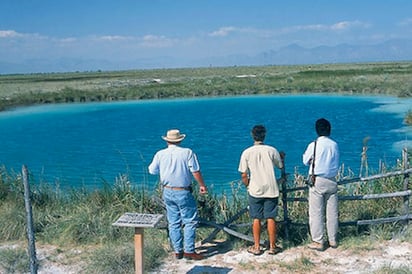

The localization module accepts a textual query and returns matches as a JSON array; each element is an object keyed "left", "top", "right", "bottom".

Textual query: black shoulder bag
[{"left": 307, "top": 140, "right": 317, "bottom": 187}]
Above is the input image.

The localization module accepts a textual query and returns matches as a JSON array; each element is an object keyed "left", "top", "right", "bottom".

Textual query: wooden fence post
[
  {"left": 402, "top": 148, "right": 410, "bottom": 223},
  {"left": 22, "top": 165, "right": 38, "bottom": 274},
  {"left": 280, "top": 153, "right": 289, "bottom": 242}
]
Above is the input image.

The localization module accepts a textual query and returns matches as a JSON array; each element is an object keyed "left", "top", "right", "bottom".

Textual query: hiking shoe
[
  {"left": 175, "top": 252, "right": 183, "bottom": 259},
  {"left": 329, "top": 242, "right": 338, "bottom": 249},
  {"left": 308, "top": 242, "right": 325, "bottom": 251},
  {"left": 183, "top": 252, "right": 204, "bottom": 260}
]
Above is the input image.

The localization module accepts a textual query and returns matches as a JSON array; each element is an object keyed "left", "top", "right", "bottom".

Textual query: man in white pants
[{"left": 303, "top": 118, "right": 340, "bottom": 251}]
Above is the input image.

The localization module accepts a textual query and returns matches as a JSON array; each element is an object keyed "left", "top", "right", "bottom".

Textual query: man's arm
[
  {"left": 302, "top": 142, "right": 314, "bottom": 166},
  {"left": 192, "top": 171, "right": 207, "bottom": 194},
  {"left": 148, "top": 154, "right": 159, "bottom": 175},
  {"left": 241, "top": 172, "right": 249, "bottom": 187}
]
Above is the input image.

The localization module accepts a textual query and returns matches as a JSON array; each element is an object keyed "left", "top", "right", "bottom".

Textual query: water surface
[{"left": 0, "top": 95, "right": 411, "bottom": 193}]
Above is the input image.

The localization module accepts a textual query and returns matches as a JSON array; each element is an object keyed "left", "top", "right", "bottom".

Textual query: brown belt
[{"left": 164, "top": 185, "right": 191, "bottom": 191}]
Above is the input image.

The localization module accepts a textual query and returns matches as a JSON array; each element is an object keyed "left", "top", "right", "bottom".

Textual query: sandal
[
  {"left": 247, "top": 246, "right": 263, "bottom": 256},
  {"left": 268, "top": 246, "right": 282, "bottom": 255}
]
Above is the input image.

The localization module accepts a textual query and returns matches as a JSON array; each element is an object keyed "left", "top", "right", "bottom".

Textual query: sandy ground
[
  {"left": 1, "top": 239, "right": 411, "bottom": 273},
  {"left": 0, "top": 240, "right": 412, "bottom": 274},
  {"left": 151, "top": 240, "right": 412, "bottom": 274}
]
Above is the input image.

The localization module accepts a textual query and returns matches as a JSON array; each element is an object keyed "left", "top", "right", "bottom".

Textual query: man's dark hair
[
  {"left": 315, "top": 118, "right": 331, "bottom": 136},
  {"left": 252, "top": 125, "right": 266, "bottom": 142}
]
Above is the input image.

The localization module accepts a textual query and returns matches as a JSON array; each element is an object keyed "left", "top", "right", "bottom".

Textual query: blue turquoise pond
[{"left": 0, "top": 95, "right": 411, "bottom": 193}]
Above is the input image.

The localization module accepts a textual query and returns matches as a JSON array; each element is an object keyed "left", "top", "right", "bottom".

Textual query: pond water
[{"left": 0, "top": 95, "right": 411, "bottom": 193}]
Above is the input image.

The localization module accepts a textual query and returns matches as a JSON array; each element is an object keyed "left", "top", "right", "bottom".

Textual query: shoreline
[{"left": 1, "top": 62, "right": 411, "bottom": 112}]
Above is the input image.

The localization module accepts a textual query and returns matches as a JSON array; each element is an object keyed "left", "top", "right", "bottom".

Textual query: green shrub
[
  {"left": 0, "top": 247, "right": 29, "bottom": 274},
  {"left": 0, "top": 163, "right": 410, "bottom": 272}
]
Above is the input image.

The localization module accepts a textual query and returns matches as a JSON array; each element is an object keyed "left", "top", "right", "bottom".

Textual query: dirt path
[
  {"left": 151, "top": 240, "right": 412, "bottom": 274},
  {"left": 1, "top": 239, "right": 411, "bottom": 273}
]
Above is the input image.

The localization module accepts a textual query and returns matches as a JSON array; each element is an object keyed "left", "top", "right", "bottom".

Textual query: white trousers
[{"left": 308, "top": 176, "right": 339, "bottom": 244}]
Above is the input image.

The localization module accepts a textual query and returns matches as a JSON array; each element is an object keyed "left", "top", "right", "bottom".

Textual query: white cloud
[
  {"left": 209, "top": 26, "right": 273, "bottom": 38},
  {"left": 208, "top": 20, "right": 370, "bottom": 41},
  {"left": 209, "top": 27, "right": 236, "bottom": 37},
  {"left": 330, "top": 20, "right": 370, "bottom": 30},
  {"left": 282, "top": 20, "right": 370, "bottom": 33},
  {"left": 59, "top": 37, "right": 77, "bottom": 43},
  {"left": 97, "top": 35, "right": 132, "bottom": 41},
  {"left": 0, "top": 30, "right": 23, "bottom": 38},
  {"left": 398, "top": 18, "right": 412, "bottom": 26},
  {"left": 139, "top": 35, "right": 175, "bottom": 48},
  {"left": 1, "top": 29, "right": 50, "bottom": 39}
]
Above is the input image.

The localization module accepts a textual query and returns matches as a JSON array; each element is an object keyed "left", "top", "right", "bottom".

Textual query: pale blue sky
[{"left": 1, "top": 0, "right": 412, "bottom": 73}]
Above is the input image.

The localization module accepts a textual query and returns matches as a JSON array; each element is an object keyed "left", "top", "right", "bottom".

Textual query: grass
[
  {"left": 277, "top": 255, "right": 315, "bottom": 273},
  {"left": 0, "top": 247, "right": 28, "bottom": 273},
  {"left": 0, "top": 162, "right": 411, "bottom": 272},
  {"left": 373, "top": 266, "right": 412, "bottom": 274},
  {"left": 85, "top": 243, "right": 137, "bottom": 274}
]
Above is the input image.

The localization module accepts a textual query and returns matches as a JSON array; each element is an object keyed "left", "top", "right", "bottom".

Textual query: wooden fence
[
  {"left": 199, "top": 149, "right": 411, "bottom": 245},
  {"left": 279, "top": 148, "right": 411, "bottom": 242}
]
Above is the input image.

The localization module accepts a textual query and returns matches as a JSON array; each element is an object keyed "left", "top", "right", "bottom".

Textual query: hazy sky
[{"left": 1, "top": 0, "right": 412, "bottom": 70}]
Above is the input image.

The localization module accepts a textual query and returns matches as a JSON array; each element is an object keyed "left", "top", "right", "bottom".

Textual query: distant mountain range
[{"left": 1, "top": 39, "right": 412, "bottom": 74}]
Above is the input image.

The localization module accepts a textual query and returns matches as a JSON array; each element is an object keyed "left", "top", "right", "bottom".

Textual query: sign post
[{"left": 113, "top": 213, "right": 163, "bottom": 274}]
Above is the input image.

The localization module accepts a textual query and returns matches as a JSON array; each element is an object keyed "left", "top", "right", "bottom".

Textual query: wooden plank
[
  {"left": 134, "top": 228, "right": 144, "bottom": 274},
  {"left": 357, "top": 214, "right": 411, "bottom": 225},
  {"left": 200, "top": 207, "right": 249, "bottom": 244},
  {"left": 200, "top": 219, "right": 267, "bottom": 246},
  {"left": 339, "top": 190, "right": 411, "bottom": 201},
  {"left": 286, "top": 197, "right": 307, "bottom": 202},
  {"left": 338, "top": 168, "right": 412, "bottom": 185}
]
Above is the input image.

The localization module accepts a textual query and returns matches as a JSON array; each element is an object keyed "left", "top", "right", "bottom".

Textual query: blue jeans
[{"left": 163, "top": 188, "right": 199, "bottom": 253}]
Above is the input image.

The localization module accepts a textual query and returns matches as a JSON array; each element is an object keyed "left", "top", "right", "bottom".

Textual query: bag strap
[{"left": 311, "top": 140, "right": 317, "bottom": 175}]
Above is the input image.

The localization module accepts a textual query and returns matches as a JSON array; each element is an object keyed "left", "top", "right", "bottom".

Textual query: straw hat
[{"left": 162, "top": 129, "right": 186, "bottom": 143}]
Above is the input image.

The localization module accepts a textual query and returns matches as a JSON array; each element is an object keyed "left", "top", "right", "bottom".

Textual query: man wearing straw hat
[{"left": 149, "top": 129, "right": 207, "bottom": 260}]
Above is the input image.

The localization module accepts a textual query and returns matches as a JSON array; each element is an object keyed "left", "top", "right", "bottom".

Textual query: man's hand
[
  {"left": 241, "top": 172, "right": 249, "bottom": 187},
  {"left": 199, "top": 185, "right": 207, "bottom": 194}
]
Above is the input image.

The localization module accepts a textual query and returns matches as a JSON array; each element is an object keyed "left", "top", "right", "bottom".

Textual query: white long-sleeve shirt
[{"left": 303, "top": 136, "right": 340, "bottom": 178}]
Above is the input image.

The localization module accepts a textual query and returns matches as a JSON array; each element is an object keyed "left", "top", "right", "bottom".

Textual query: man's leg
[
  {"left": 179, "top": 192, "right": 198, "bottom": 254},
  {"left": 248, "top": 194, "right": 263, "bottom": 254},
  {"left": 326, "top": 191, "right": 339, "bottom": 246},
  {"left": 267, "top": 218, "right": 276, "bottom": 249},
  {"left": 309, "top": 186, "right": 325, "bottom": 244},
  {"left": 252, "top": 219, "right": 261, "bottom": 249},
  {"left": 163, "top": 190, "right": 183, "bottom": 253}
]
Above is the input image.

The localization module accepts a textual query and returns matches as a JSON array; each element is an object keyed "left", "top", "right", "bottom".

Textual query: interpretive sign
[
  {"left": 113, "top": 212, "right": 164, "bottom": 274},
  {"left": 112, "top": 213, "right": 163, "bottom": 228}
]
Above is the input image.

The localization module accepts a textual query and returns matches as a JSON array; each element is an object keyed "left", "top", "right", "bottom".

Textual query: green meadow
[{"left": 1, "top": 61, "right": 412, "bottom": 111}]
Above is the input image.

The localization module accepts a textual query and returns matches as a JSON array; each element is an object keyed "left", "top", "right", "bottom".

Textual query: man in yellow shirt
[{"left": 238, "top": 125, "right": 284, "bottom": 255}]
